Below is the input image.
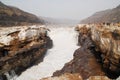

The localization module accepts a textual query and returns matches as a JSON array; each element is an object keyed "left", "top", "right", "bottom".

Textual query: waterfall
[
  {"left": 16, "top": 26, "right": 79, "bottom": 80},
  {"left": 4, "top": 70, "right": 17, "bottom": 80},
  {"left": 4, "top": 72, "right": 11, "bottom": 80}
]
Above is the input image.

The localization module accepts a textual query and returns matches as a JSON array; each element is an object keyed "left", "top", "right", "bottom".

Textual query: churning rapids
[{"left": 16, "top": 26, "right": 79, "bottom": 80}]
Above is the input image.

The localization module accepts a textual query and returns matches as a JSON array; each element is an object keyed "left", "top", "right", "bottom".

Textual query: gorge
[
  {"left": 0, "top": 1, "right": 120, "bottom": 80},
  {"left": 16, "top": 26, "right": 79, "bottom": 80}
]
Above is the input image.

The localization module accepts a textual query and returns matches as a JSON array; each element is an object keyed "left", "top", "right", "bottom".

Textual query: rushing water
[{"left": 16, "top": 27, "right": 79, "bottom": 80}]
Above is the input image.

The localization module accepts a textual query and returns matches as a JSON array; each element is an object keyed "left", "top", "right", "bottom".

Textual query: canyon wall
[
  {"left": 75, "top": 24, "right": 120, "bottom": 79},
  {"left": 0, "top": 25, "right": 52, "bottom": 80}
]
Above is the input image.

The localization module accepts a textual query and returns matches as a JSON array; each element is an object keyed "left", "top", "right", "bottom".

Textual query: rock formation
[
  {"left": 88, "top": 24, "right": 120, "bottom": 78},
  {"left": 0, "top": 25, "right": 52, "bottom": 80}
]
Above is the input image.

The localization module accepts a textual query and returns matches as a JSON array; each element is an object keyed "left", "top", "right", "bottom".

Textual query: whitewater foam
[{"left": 16, "top": 27, "right": 79, "bottom": 80}]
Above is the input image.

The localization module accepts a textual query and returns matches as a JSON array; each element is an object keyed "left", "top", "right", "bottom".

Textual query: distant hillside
[
  {"left": 0, "top": 1, "right": 44, "bottom": 27},
  {"left": 80, "top": 5, "right": 120, "bottom": 24},
  {"left": 42, "top": 17, "right": 79, "bottom": 25}
]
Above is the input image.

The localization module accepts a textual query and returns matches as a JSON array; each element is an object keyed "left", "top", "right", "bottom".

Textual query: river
[{"left": 16, "top": 26, "right": 79, "bottom": 80}]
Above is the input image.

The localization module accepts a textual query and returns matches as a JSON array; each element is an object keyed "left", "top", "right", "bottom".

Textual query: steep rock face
[
  {"left": 0, "top": 25, "right": 52, "bottom": 80},
  {"left": 75, "top": 24, "right": 120, "bottom": 78},
  {"left": 80, "top": 5, "right": 120, "bottom": 24},
  {"left": 0, "top": 1, "right": 44, "bottom": 27}
]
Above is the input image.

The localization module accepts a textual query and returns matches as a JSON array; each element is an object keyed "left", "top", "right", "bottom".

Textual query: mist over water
[{"left": 16, "top": 26, "right": 79, "bottom": 80}]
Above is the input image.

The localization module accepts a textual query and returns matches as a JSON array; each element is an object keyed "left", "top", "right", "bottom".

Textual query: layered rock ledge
[{"left": 0, "top": 25, "right": 52, "bottom": 80}]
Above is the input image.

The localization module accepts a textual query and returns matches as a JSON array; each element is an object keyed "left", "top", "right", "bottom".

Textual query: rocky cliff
[
  {"left": 74, "top": 24, "right": 120, "bottom": 79},
  {"left": 0, "top": 25, "right": 52, "bottom": 80},
  {"left": 80, "top": 5, "right": 120, "bottom": 24},
  {"left": 0, "top": 1, "right": 44, "bottom": 27}
]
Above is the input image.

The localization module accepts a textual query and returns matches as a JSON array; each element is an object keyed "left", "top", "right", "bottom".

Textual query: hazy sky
[{"left": 1, "top": 0, "right": 120, "bottom": 20}]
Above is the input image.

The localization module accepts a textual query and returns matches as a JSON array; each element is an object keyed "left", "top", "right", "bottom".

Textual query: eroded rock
[
  {"left": 76, "top": 24, "right": 120, "bottom": 78},
  {"left": 0, "top": 25, "right": 53, "bottom": 79}
]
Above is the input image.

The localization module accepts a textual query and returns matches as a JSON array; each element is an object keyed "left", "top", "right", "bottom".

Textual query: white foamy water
[{"left": 16, "top": 27, "right": 79, "bottom": 80}]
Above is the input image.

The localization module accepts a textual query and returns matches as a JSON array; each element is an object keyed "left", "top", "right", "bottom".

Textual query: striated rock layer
[
  {"left": 41, "top": 73, "right": 110, "bottom": 80},
  {"left": 52, "top": 24, "right": 120, "bottom": 79},
  {"left": 0, "top": 25, "right": 52, "bottom": 80}
]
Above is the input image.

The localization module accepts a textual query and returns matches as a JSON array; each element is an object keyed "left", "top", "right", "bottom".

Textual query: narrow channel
[{"left": 16, "top": 26, "right": 79, "bottom": 80}]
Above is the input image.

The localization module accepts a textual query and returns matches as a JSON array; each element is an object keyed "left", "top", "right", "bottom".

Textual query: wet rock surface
[
  {"left": 0, "top": 25, "right": 52, "bottom": 80},
  {"left": 53, "top": 24, "right": 120, "bottom": 79}
]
